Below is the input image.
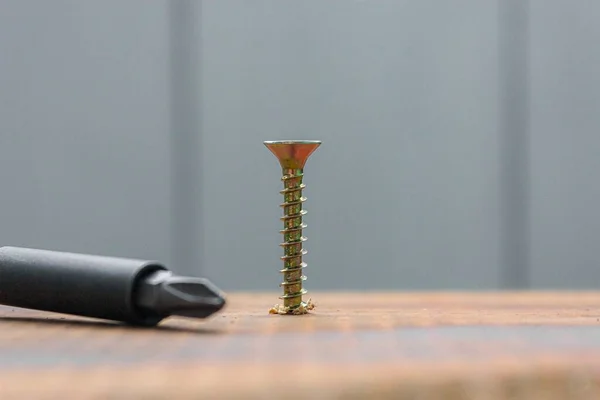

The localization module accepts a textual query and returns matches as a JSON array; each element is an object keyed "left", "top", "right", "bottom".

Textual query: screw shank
[{"left": 280, "top": 168, "right": 308, "bottom": 309}]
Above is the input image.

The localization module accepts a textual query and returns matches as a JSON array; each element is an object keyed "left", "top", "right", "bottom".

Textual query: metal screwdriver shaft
[{"left": 264, "top": 140, "right": 321, "bottom": 315}]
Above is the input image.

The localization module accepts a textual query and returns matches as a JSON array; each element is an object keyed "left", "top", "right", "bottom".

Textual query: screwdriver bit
[
  {"left": 0, "top": 246, "right": 226, "bottom": 326},
  {"left": 135, "top": 270, "right": 226, "bottom": 319}
]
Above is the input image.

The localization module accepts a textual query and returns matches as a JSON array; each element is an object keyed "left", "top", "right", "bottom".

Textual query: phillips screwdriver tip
[{"left": 134, "top": 270, "right": 226, "bottom": 319}]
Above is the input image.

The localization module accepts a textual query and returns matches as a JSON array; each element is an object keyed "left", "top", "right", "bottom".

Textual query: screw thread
[{"left": 276, "top": 168, "right": 311, "bottom": 312}]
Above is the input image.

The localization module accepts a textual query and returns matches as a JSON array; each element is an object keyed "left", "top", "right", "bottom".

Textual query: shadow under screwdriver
[{"left": 0, "top": 246, "right": 226, "bottom": 326}]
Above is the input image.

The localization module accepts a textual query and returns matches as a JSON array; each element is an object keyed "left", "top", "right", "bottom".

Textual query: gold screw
[{"left": 264, "top": 140, "right": 322, "bottom": 315}]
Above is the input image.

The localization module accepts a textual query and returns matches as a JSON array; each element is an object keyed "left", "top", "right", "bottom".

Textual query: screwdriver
[{"left": 0, "top": 246, "right": 226, "bottom": 326}]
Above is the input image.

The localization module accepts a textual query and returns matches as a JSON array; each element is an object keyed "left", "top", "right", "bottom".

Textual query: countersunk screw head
[{"left": 264, "top": 140, "right": 321, "bottom": 169}]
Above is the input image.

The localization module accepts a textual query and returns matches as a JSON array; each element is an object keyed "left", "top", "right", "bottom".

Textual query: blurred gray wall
[
  {"left": 0, "top": 0, "right": 598, "bottom": 291},
  {"left": 0, "top": 1, "right": 172, "bottom": 262}
]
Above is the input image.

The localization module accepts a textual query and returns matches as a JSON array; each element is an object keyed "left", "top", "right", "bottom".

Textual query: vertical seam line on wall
[
  {"left": 498, "top": 0, "right": 530, "bottom": 289},
  {"left": 168, "top": 0, "right": 202, "bottom": 275}
]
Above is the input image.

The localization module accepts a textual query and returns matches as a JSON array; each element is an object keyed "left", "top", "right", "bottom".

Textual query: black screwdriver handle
[{"left": 0, "top": 246, "right": 167, "bottom": 326}]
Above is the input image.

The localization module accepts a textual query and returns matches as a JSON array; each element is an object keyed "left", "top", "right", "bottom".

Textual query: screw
[{"left": 264, "top": 140, "right": 322, "bottom": 315}]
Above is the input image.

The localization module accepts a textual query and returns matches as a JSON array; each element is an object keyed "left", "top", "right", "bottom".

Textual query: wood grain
[{"left": 1, "top": 291, "right": 599, "bottom": 399}]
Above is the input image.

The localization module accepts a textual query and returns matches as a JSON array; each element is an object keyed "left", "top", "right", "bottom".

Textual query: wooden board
[{"left": 1, "top": 292, "right": 600, "bottom": 399}]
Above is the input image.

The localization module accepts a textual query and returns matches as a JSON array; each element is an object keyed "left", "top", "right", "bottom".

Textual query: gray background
[{"left": 0, "top": 0, "right": 597, "bottom": 291}]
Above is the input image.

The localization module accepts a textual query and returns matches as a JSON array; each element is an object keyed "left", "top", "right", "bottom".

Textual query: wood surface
[{"left": 1, "top": 291, "right": 600, "bottom": 399}]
